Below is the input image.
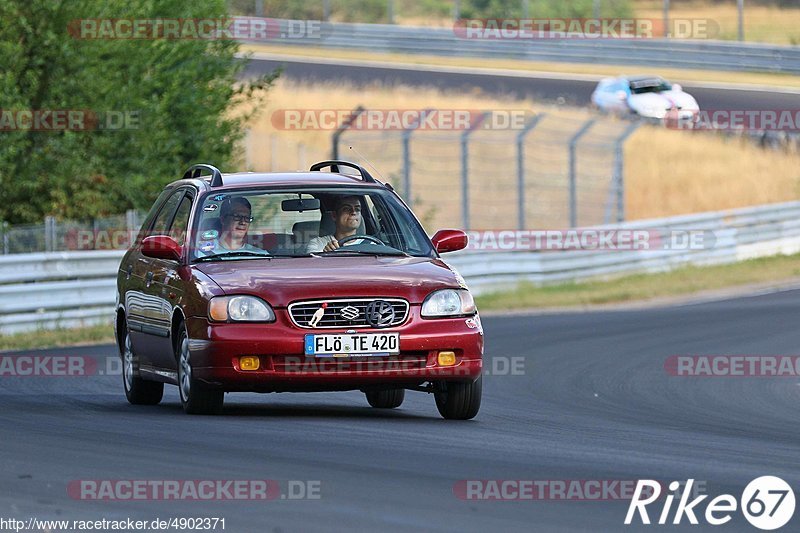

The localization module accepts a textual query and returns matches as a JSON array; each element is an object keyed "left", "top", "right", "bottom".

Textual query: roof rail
[
  {"left": 183, "top": 164, "right": 223, "bottom": 187},
  {"left": 309, "top": 160, "right": 377, "bottom": 183}
]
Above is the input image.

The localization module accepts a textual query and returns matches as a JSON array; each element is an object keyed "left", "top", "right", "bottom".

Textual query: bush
[{"left": 0, "top": 0, "right": 278, "bottom": 224}]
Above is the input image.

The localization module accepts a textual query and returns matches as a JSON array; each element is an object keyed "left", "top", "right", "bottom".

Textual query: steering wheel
[{"left": 337, "top": 234, "right": 385, "bottom": 246}]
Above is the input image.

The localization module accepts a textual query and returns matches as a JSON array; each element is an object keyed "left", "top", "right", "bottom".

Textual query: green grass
[
  {"left": 0, "top": 322, "right": 115, "bottom": 352},
  {"left": 475, "top": 252, "right": 800, "bottom": 311}
]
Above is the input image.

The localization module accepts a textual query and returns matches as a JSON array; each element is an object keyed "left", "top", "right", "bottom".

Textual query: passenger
[{"left": 203, "top": 197, "right": 262, "bottom": 254}]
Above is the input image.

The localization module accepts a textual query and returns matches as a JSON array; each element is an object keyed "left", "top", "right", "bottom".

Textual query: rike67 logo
[{"left": 625, "top": 477, "right": 795, "bottom": 530}]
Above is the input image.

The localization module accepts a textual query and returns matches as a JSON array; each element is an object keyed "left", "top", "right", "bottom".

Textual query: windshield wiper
[
  {"left": 319, "top": 249, "right": 410, "bottom": 257},
  {"left": 195, "top": 251, "right": 271, "bottom": 262}
]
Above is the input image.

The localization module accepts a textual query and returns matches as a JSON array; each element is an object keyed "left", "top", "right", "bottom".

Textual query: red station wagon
[{"left": 114, "top": 161, "right": 483, "bottom": 418}]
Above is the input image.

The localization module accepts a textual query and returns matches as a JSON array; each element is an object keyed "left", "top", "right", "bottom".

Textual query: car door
[
  {"left": 126, "top": 188, "right": 185, "bottom": 366},
  {"left": 146, "top": 190, "right": 195, "bottom": 370}
]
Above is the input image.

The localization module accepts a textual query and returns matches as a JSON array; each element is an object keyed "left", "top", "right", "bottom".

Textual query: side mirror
[
  {"left": 141, "top": 235, "right": 182, "bottom": 261},
  {"left": 672, "top": 83, "right": 682, "bottom": 92},
  {"left": 431, "top": 229, "right": 468, "bottom": 254}
]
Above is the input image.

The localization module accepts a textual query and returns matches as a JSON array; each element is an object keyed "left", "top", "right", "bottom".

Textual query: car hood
[
  {"left": 629, "top": 91, "right": 698, "bottom": 117},
  {"left": 193, "top": 255, "right": 463, "bottom": 306}
]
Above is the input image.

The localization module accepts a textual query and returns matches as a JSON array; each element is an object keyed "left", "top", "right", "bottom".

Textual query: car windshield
[
  {"left": 629, "top": 78, "right": 672, "bottom": 94},
  {"left": 191, "top": 187, "right": 435, "bottom": 261}
]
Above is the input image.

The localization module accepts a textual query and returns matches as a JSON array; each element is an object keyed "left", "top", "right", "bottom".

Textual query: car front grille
[{"left": 288, "top": 298, "right": 409, "bottom": 329}]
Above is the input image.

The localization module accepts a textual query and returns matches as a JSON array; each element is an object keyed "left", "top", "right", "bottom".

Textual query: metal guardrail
[
  {"left": 254, "top": 20, "right": 800, "bottom": 74},
  {"left": 0, "top": 250, "right": 123, "bottom": 334},
  {"left": 3, "top": 201, "right": 800, "bottom": 334}
]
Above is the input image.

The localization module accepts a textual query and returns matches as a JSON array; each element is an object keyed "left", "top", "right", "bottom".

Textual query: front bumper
[{"left": 185, "top": 308, "right": 483, "bottom": 392}]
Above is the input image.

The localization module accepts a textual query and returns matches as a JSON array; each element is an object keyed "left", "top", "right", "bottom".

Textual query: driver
[{"left": 306, "top": 195, "right": 364, "bottom": 253}]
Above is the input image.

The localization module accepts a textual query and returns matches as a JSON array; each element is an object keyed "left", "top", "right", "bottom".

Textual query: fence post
[
  {"left": 332, "top": 106, "right": 365, "bottom": 159},
  {"left": 126, "top": 209, "right": 139, "bottom": 246},
  {"left": 607, "top": 122, "right": 640, "bottom": 223},
  {"left": 568, "top": 119, "right": 596, "bottom": 228},
  {"left": 400, "top": 108, "right": 432, "bottom": 207},
  {"left": 1, "top": 221, "right": 7, "bottom": 255},
  {"left": 516, "top": 113, "right": 546, "bottom": 230},
  {"left": 460, "top": 113, "right": 488, "bottom": 230},
  {"left": 44, "top": 216, "right": 56, "bottom": 252}
]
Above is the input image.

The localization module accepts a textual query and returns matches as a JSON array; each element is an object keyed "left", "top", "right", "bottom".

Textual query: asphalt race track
[
  {"left": 243, "top": 56, "right": 800, "bottom": 111},
  {"left": 2, "top": 289, "right": 799, "bottom": 532}
]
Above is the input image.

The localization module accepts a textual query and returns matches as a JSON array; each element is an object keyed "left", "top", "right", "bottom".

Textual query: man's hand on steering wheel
[{"left": 323, "top": 234, "right": 385, "bottom": 252}]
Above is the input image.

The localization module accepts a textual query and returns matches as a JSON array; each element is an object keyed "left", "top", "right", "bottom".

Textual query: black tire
[
  {"left": 365, "top": 389, "right": 405, "bottom": 409},
  {"left": 434, "top": 376, "right": 482, "bottom": 420},
  {"left": 121, "top": 322, "right": 164, "bottom": 405},
  {"left": 176, "top": 324, "right": 224, "bottom": 415}
]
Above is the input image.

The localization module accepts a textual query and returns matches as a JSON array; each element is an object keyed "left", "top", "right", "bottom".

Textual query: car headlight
[
  {"left": 421, "top": 289, "right": 476, "bottom": 318},
  {"left": 208, "top": 296, "right": 275, "bottom": 322}
]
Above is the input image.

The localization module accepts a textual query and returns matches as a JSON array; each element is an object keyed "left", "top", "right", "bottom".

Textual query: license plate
[{"left": 304, "top": 333, "right": 400, "bottom": 357}]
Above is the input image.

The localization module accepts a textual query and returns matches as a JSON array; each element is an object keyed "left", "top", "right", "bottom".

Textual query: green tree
[{"left": 0, "top": 0, "right": 278, "bottom": 224}]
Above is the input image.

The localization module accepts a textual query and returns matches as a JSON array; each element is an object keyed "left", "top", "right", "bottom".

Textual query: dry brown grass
[
  {"left": 625, "top": 127, "right": 800, "bottom": 219},
  {"left": 635, "top": 0, "right": 800, "bottom": 45},
  {"left": 238, "top": 79, "right": 800, "bottom": 228}
]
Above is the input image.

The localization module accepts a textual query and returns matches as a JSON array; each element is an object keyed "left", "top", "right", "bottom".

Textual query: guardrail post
[
  {"left": 568, "top": 119, "right": 596, "bottom": 228},
  {"left": 332, "top": 106, "right": 365, "bottom": 159},
  {"left": 1, "top": 222, "right": 7, "bottom": 255},
  {"left": 461, "top": 113, "right": 488, "bottom": 230},
  {"left": 516, "top": 113, "right": 546, "bottom": 230},
  {"left": 44, "top": 216, "right": 56, "bottom": 252},
  {"left": 607, "top": 122, "right": 640, "bottom": 224}
]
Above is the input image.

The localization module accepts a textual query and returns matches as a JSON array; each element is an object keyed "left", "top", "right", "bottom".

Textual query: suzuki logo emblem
[{"left": 340, "top": 305, "right": 360, "bottom": 320}]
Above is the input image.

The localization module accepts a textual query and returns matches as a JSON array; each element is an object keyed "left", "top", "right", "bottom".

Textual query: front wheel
[
  {"left": 365, "top": 389, "right": 404, "bottom": 409},
  {"left": 434, "top": 376, "right": 482, "bottom": 420},
  {"left": 121, "top": 323, "right": 164, "bottom": 405},
  {"left": 177, "top": 324, "right": 224, "bottom": 415}
]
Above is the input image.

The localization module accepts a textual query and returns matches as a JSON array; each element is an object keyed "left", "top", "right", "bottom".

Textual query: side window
[
  {"left": 134, "top": 188, "right": 172, "bottom": 244},
  {"left": 168, "top": 194, "right": 193, "bottom": 246},
  {"left": 148, "top": 190, "right": 184, "bottom": 236}
]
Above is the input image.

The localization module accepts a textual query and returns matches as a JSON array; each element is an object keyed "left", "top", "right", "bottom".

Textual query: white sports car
[{"left": 591, "top": 75, "right": 699, "bottom": 121}]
